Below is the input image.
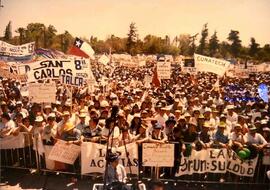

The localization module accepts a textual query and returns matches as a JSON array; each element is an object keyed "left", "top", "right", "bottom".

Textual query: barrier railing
[{"left": 1, "top": 132, "right": 269, "bottom": 185}]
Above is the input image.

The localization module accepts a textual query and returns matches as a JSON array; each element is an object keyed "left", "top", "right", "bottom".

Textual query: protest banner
[
  {"left": 87, "top": 77, "right": 97, "bottom": 93},
  {"left": 81, "top": 142, "right": 138, "bottom": 174},
  {"left": 61, "top": 75, "right": 85, "bottom": 87},
  {"left": 18, "top": 59, "right": 90, "bottom": 82},
  {"left": 98, "top": 54, "right": 110, "bottom": 65},
  {"left": 28, "top": 82, "right": 56, "bottom": 103},
  {"left": 176, "top": 149, "right": 258, "bottom": 177},
  {"left": 142, "top": 143, "right": 174, "bottom": 167},
  {"left": 226, "top": 150, "right": 258, "bottom": 177},
  {"left": 0, "top": 67, "right": 27, "bottom": 81},
  {"left": 48, "top": 140, "right": 81, "bottom": 165},
  {"left": 0, "top": 40, "right": 35, "bottom": 57},
  {"left": 0, "top": 133, "right": 25, "bottom": 149},
  {"left": 194, "top": 54, "right": 230, "bottom": 76},
  {"left": 182, "top": 58, "right": 197, "bottom": 74},
  {"left": 144, "top": 75, "right": 152, "bottom": 88},
  {"left": 157, "top": 61, "right": 171, "bottom": 79},
  {"left": 121, "top": 61, "right": 139, "bottom": 68}
]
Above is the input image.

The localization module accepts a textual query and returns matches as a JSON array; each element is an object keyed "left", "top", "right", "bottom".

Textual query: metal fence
[{"left": 1, "top": 133, "right": 270, "bottom": 186}]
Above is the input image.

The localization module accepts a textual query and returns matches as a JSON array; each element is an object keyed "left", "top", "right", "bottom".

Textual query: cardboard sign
[
  {"left": 81, "top": 142, "right": 138, "bottom": 174},
  {"left": 176, "top": 149, "right": 258, "bottom": 177},
  {"left": 157, "top": 61, "right": 171, "bottom": 79},
  {"left": 194, "top": 54, "right": 230, "bottom": 76},
  {"left": 28, "top": 82, "right": 56, "bottom": 103},
  {"left": 0, "top": 133, "right": 25, "bottom": 149},
  {"left": 142, "top": 143, "right": 174, "bottom": 167},
  {"left": 48, "top": 140, "right": 81, "bottom": 165}
]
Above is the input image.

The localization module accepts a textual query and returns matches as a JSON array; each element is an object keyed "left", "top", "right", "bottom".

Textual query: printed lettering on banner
[
  {"left": 0, "top": 40, "right": 35, "bottom": 57},
  {"left": 176, "top": 149, "right": 258, "bottom": 177},
  {"left": 28, "top": 82, "right": 56, "bottom": 103},
  {"left": 142, "top": 143, "right": 174, "bottom": 167},
  {"left": 81, "top": 142, "right": 138, "bottom": 174},
  {"left": 157, "top": 61, "right": 171, "bottom": 79},
  {"left": 194, "top": 54, "right": 230, "bottom": 76},
  {"left": 20, "top": 59, "right": 90, "bottom": 82},
  {"left": 48, "top": 140, "right": 81, "bottom": 165}
]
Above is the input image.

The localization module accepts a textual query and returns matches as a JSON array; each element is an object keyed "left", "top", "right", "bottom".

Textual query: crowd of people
[{"left": 0, "top": 63, "right": 270, "bottom": 183}]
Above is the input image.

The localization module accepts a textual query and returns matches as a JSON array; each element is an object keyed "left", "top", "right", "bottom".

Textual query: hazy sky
[{"left": 0, "top": 0, "right": 269, "bottom": 46}]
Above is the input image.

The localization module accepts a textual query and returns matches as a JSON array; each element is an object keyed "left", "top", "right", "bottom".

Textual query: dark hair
[
  {"left": 1, "top": 112, "right": 11, "bottom": 120},
  {"left": 149, "top": 180, "right": 164, "bottom": 190}
]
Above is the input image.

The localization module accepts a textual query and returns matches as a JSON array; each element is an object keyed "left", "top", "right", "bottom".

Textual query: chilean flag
[{"left": 69, "top": 37, "right": 95, "bottom": 58}]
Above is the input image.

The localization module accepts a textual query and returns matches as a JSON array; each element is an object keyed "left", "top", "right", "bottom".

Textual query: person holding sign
[{"left": 212, "top": 122, "right": 231, "bottom": 148}]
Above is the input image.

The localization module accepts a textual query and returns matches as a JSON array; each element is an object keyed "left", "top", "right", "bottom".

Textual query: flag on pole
[
  {"left": 69, "top": 37, "right": 95, "bottom": 58},
  {"left": 152, "top": 67, "right": 161, "bottom": 87}
]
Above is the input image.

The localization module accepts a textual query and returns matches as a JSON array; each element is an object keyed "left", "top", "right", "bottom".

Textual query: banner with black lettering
[
  {"left": 194, "top": 54, "right": 230, "bottom": 76},
  {"left": 0, "top": 41, "right": 35, "bottom": 61},
  {"left": 18, "top": 59, "right": 90, "bottom": 82},
  {"left": 176, "top": 149, "right": 258, "bottom": 177},
  {"left": 81, "top": 142, "right": 138, "bottom": 175}
]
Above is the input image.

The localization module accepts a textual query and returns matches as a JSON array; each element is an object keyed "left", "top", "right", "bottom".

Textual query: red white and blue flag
[{"left": 69, "top": 37, "right": 95, "bottom": 58}]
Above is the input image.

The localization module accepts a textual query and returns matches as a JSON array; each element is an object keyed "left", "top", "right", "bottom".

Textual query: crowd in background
[{"left": 0, "top": 64, "right": 270, "bottom": 173}]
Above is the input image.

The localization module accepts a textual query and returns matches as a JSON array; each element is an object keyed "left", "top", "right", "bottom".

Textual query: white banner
[
  {"left": 176, "top": 149, "right": 258, "bottom": 177},
  {"left": 0, "top": 40, "right": 35, "bottom": 57},
  {"left": 81, "top": 142, "right": 138, "bottom": 175},
  {"left": 157, "top": 61, "right": 171, "bottom": 79},
  {"left": 0, "top": 133, "right": 25, "bottom": 149},
  {"left": 28, "top": 82, "right": 56, "bottom": 103},
  {"left": 121, "top": 61, "right": 139, "bottom": 68},
  {"left": 142, "top": 143, "right": 174, "bottom": 167},
  {"left": 48, "top": 140, "right": 81, "bottom": 165},
  {"left": 61, "top": 75, "right": 85, "bottom": 87},
  {"left": 194, "top": 54, "right": 230, "bottom": 76},
  {"left": 18, "top": 59, "right": 90, "bottom": 82}
]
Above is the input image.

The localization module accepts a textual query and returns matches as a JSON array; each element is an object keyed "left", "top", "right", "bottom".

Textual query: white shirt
[{"left": 244, "top": 133, "right": 267, "bottom": 145}]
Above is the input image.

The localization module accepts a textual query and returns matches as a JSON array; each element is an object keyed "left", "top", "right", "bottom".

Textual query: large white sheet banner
[
  {"left": 28, "top": 82, "right": 56, "bottom": 103},
  {"left": 157, "top": 61, "right": 171, "bottom": 79},
  {"left": 176, "top": 149, "right": 258, "bottom": 177},
  {"left": 142, "top": 143, "right": 174, "bottom": 167},
  {"left": 0, "top": 40, "right": 35, "bottom": 57},
  {"left": 81, "top": 142, "right": 138, "bottom": 175},
  {"left": 194, "top": 54, "right": 230, "bottom": 76},
  {"left": 18, "top": 59, "right": 90, "bottom": 82},
  {"left": 0, "top": 133, "right": 25, "bottom": 149},
  {"left": 48, "top": 140, "right": 81, "bottom": 165}
]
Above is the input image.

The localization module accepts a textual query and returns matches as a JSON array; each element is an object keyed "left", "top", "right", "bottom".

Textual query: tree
[
  {"left": 177, "top": 34, "right": 191, "bottom": 56},
  {"left": 197, "top": 23, "right": 208, "bottom": 55},
  {"left": 25, "top": 23, "right": 46, "bottom": 48},
  {"left": 16, "top": 27, "right": 26, "bottom": 44},
  {"left": 227, "top": 30, "right": 242, "bottom": 57},
  {"left": 4, "top": 21, "right": 12, "bottom": 41},
  {"left": 208, "top": 31, "right": 219, "bottom": 56},
  {"left": 45, "top": 25, "right": 57, "bottom": 48},
  {"left": 126, "top": 22, "right": 138, "bottom": 55},
  {"left": 249, "top": 37, "right": 259, "bottom": 57}
]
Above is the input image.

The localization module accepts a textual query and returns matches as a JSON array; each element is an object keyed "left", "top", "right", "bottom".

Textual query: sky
[{"left": 0, "top": 0, "right": 269, "bottom": 46}]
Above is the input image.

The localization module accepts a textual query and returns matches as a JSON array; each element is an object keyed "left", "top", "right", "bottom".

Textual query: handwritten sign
[
  {"left": 48, "top": 140, "right": 81, "bottom": 165},
  {"left": 28, "top": 83, "right": 56, "bottom": 103},
  {"left": 142, "top": 143, "right": 174, "bottom": 167},
  {"left": 157, "top": 61, "right": 171, "bottom": 79}
]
